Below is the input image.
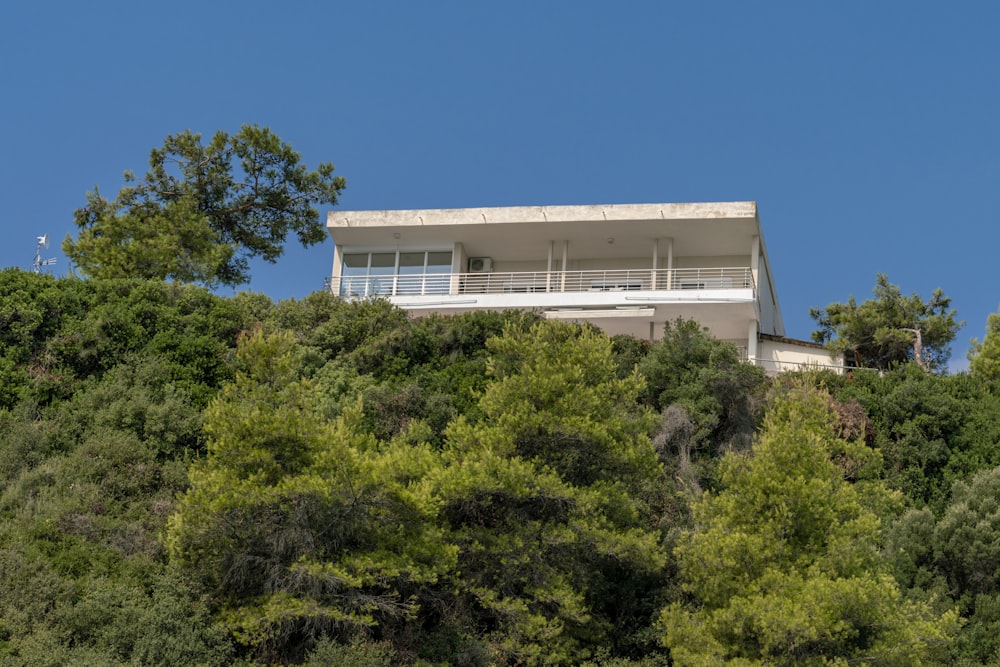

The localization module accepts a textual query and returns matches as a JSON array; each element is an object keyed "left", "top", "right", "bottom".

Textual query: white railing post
[{"left": 433, "top": 267, "right": 757, "bottom": 300}]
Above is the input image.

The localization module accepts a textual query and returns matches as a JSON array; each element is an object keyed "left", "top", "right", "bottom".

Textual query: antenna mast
[{"left": 32, "top": 234, "right": 56, "bottom": 274}]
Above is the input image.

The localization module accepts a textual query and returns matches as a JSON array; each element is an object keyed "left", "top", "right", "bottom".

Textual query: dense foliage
[
  {"left": 5, "top": 269, "right": 1000, "bottom": 664},
  {"left": 811, "top": 273, "right": 960, "bottom": 371},
  {"left": 63, "top": 126, "right": 345, "bottom": 287},
  {"left": 969, "top": 307, "right": 1000, "bottom": 386},
  {"left": 662, "top": 385, "right": 957, "bottom": 665}
]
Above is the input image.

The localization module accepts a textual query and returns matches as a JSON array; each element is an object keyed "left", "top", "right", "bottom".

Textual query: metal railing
[{"left": 336, "top": 267, "right": 754, "bottom": 299}]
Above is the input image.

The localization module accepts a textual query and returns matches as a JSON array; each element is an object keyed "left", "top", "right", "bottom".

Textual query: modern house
[{"left": 326, "top": 201, "right": 841, "bottom": 374}]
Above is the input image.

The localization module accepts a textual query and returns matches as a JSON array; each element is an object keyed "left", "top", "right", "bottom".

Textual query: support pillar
[
  {"left": 331, "top": 246, "right": 343, "bottom": 295},
  {"left": 547, "top": 241, "right": 554, "bottom": 291},
  {"left": 560, "top": 240, "right": 569, "bottom": 291},
  {"left": 450, "top": 242, "right": 464, "bottom": 295},
  {"left": 652, "top": 239, "right": 659, "bottom": 289},
  {"left": 665, "top": 237, "right": 674, "bottom": 289}
]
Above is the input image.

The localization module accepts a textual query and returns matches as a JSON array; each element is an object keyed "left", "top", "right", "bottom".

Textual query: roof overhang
[{"left": 327, "top": 201, "right": 761, "bottom": 260}]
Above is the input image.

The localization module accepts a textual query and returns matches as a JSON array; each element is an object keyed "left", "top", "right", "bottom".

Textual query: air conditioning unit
[{"left": 468, "top": 257, "right": 493, "bottom": 273}]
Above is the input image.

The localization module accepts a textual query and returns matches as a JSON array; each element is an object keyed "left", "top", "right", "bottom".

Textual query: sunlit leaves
[
  {"left": 167, "top": 330, "right": 454, "bottom": 659},
  {"left": 969, "top": 308, "right": 1000, "bottom": 387},
  {"left": 64, "top": 125, "right": 345, "bottom": 286},
  {"left": 811, "top": 273, "right": 960, "bottom": 371},
  {"left": 435, "top": 321, "right": 665, "bottom": 664},
  {"left": 660, "top": 386, "right": 957, "bottom": 665}
]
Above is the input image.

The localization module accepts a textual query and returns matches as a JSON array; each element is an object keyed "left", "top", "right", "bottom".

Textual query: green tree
[
  {"left": 969, "top": 308, "right": 1000, "bottom": 386},
  {"left": 64, "top": 125, "right": 345, "bottom": 286},
  {"left": 810, "top": 274, "right": 960, "bottom": 371},
  {"left": 479, "top": 320, "right": 661, "bottom": 490},
  {"left": 0, "top": 354, "right": 234, "bottom": 664},
  {"left": 167, "top": 329, "right": 453, "bottom": 662},
  {"left": 660, "top": 385, "right": 957, "bottom": 666},
  {"left": 432, "top": 321, "right": 666, "bottom": 664},
  {"left": 822, "top": 365, "right": 998, "bottom": 511},
  {"left": 888, "top": 466, "right": 1000, "bottom": 665},
  {"left": 639, "top": 319, "right": 768, "bottom": 482},
  {"left": 932, "top": 467, "right": 1000, "bottom": 602}
]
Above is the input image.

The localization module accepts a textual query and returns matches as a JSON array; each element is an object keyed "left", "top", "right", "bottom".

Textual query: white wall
[
  {"left": 756, "top": 259, "right": 779, "bottom": 336},
  {"left": 757, "top": 338, "right": 844, "bottom": 375}
]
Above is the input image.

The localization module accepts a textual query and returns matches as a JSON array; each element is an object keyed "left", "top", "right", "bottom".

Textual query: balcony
[{"left": 336, "top": 267, "right": 755, "bottom": 299}]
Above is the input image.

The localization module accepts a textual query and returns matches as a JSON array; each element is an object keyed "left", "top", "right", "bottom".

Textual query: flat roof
[
  {"left": 326, "top": 201, "right": 764, "bottom": 259},
  {"left": 328, "top": 201, "right": 758, "bottom": 229}
]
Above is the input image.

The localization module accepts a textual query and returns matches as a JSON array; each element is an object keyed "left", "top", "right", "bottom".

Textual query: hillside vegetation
[{"left": 3, "top": 269, "right": 1000, "bottom": 665}]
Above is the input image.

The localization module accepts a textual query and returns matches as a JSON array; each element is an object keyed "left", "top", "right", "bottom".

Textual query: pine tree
[
  {"left": 660, "top": 385, "right": 957, "bottom": 666},
  {"left": 167, "top": 329, "right": 453, "bottom": 661}
]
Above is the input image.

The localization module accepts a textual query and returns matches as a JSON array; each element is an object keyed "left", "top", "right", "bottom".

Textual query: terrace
[{"left": 336, "top": 266, "right": 755, "bottom": 299}]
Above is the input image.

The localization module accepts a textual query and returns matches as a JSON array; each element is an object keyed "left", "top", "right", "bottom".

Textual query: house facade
[{"left": 326, "top": 201, "right": 841, "bottom": 373}]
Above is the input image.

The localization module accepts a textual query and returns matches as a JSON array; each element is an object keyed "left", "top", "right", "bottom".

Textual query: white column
[
  {"left": 547, "top": 241, "right": 554, "bottom": 292},
  {"left": 331, "top": 245, "right": 343, "bottom": 295},
  {"left": 747, "top": 319, "right": 759, "bottom": 365},
  {"left": 665, "top": 237, "right": 674, "bottom": 289},
  {"left": 560, "top": 240, "right": 569, "bottom": 291},
  {"left": 392, "top": 250, "right": 400, "bottom": 296},
  {"left": 451, "top": 242, "right": 464, "bottom": 295},
  {"left": 652, "top": 239, "right": 659, "bottom": 289},
  {"left": 750, "top": 234, "right": 760, "bottom": 290}
]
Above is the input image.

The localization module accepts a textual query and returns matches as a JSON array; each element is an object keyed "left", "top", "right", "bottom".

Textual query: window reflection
[{"left": 339, "top": 251, "right": 452, "bottom": 297}]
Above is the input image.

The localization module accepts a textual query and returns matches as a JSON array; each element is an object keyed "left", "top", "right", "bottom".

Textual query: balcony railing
[{"left": 337, "top": 267, "right": 754, "bottom": 299}]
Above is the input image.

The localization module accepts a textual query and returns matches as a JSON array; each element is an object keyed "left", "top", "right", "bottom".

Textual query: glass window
[
  {"left": 425, "top": 252, "right": 452, "bottom": 294},
  {"left": 369, "top": 253, "right": 395, "bottom": 275},
  {"left": 367, "top": 253, "right": 395, "bottom": 295},
  {"left": 398, "top": 252, "right": 426, "bottom": 272},
  {"left": 338, "top": 251, "right": 453, "bottom": 297},
  {"left": 342, "top": 253, "right": 369, "bottom": 271},
  {"left": 340, "top": 253, "right": 370, "bottom": 296},
  {"left": 397, "top": 252, "right": 426, "bottom": 294},
  {"left": 427, "top": 252, "right": 452, "bottom": 271}
]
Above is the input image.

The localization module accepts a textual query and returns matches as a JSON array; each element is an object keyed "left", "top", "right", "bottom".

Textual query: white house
[{"left": 326, "top": 201, "right": 841, "bottom": 374}]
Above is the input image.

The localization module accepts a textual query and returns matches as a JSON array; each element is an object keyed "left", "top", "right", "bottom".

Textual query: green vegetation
[
  {"left": 661, "top": 385, "right": 957, "bottom": 665},
  {"left": 5, "top": 268, "right": 1000, "bottom": 665},
  {"left": 811, "top": 273, "right": 960, "bottom": 371},
  {"left": 969, "top": 307, "right": 1000, "bottom": 386},
  {"left": 63, "top": 126, "right": 345, "bottom": 287}
]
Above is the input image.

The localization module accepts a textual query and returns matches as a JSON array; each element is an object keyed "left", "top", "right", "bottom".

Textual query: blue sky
[{"left": 2, "top": 2, "right": 997, "bottom": 368}]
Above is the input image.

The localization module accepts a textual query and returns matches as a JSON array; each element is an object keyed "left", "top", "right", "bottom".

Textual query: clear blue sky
[{"left": 2, "top": 2, "right": 997, "bottom": 368}]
